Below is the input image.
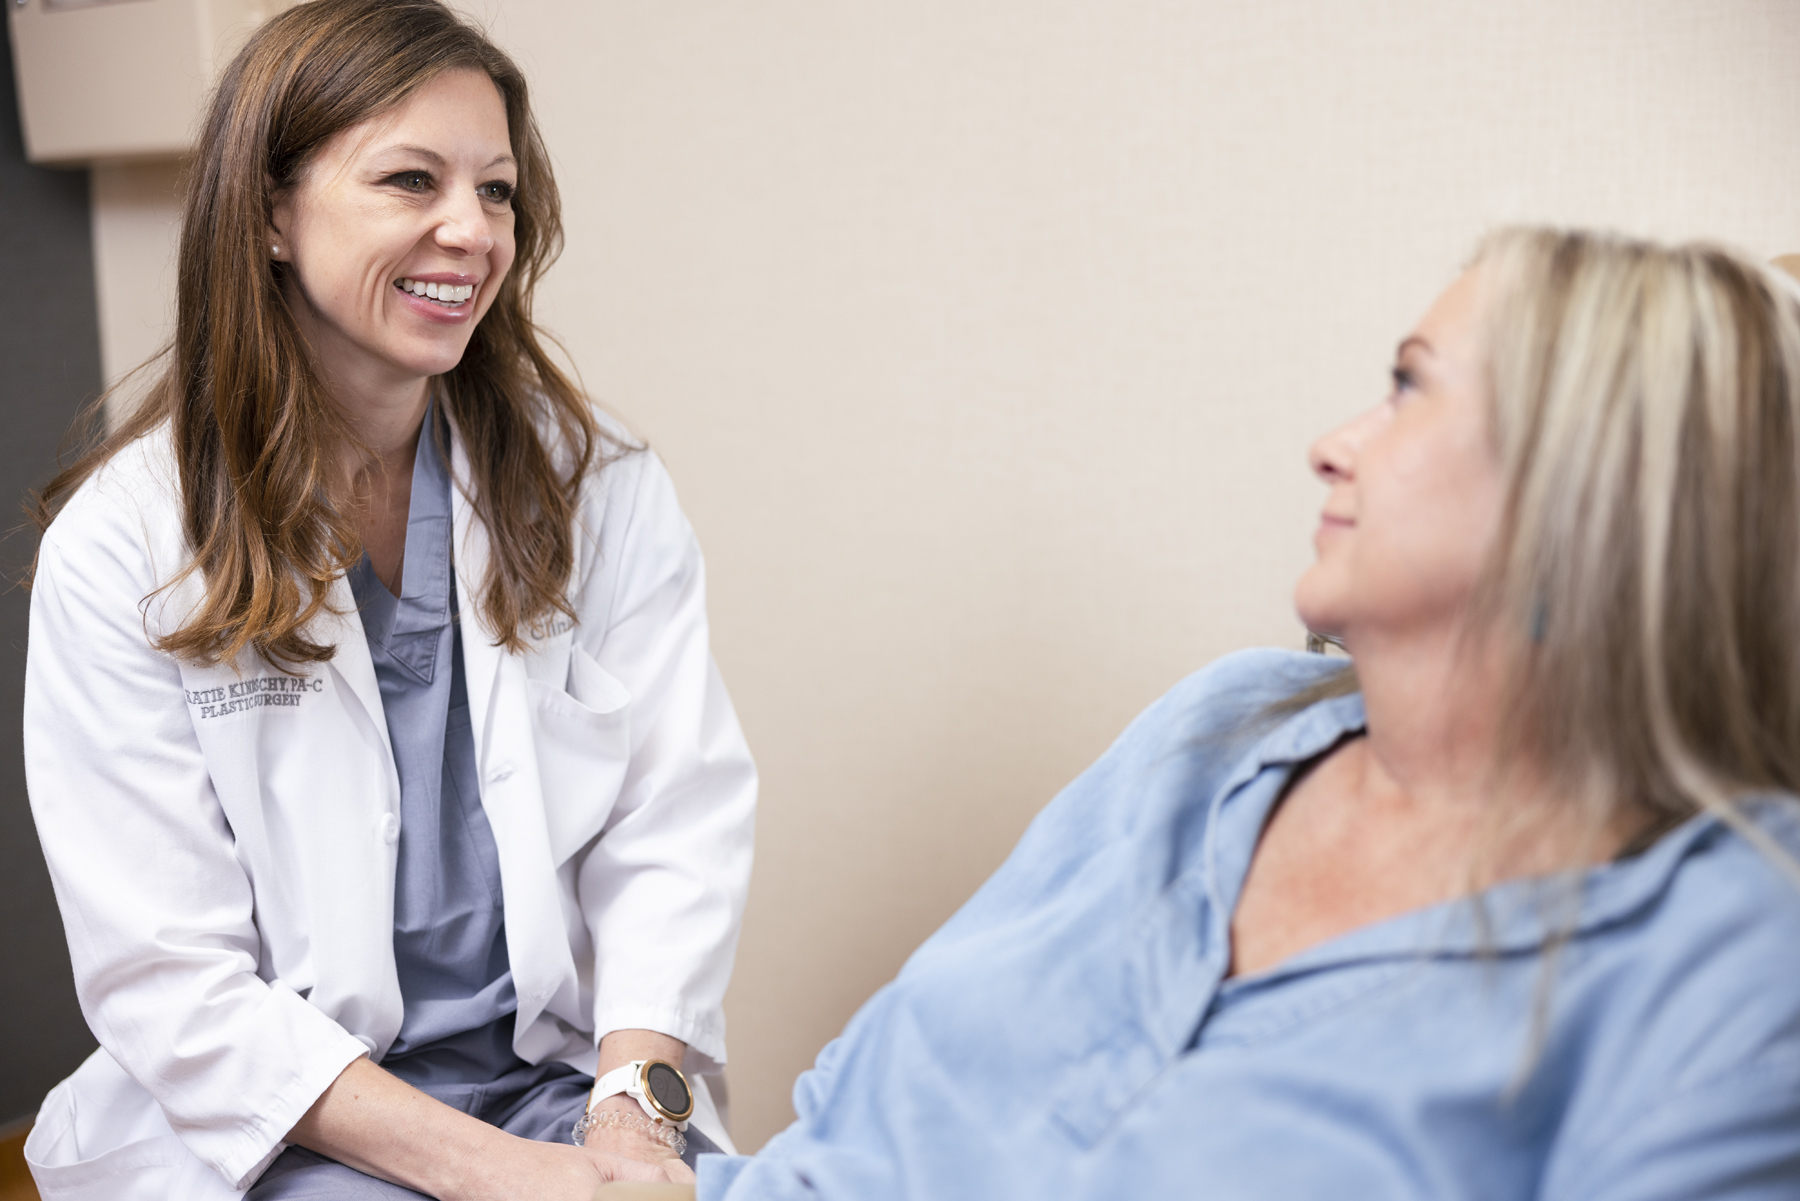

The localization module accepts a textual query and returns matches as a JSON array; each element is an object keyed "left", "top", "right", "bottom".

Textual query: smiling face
[
  {"left": 1294, "top": 269, "right": 1506, "bottom": 650},
  {"left": 269, "top": 68, "right": 517, "bottom": 404}
]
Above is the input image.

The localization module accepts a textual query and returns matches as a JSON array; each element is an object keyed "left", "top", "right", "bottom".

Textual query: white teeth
[{"left": 395, "top": 279, "right": 476, "bottom": 304}]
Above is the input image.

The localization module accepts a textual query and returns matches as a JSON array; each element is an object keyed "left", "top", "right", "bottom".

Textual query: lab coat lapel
[
  {"left": 445, "top": 422, "right": 501, "bottom": 782},
  {"left": 308, "top": 572, "right": 393, "bottom": 763},
  {"left": 446, "top": 419, "right": 578, "bottom": 1053}
]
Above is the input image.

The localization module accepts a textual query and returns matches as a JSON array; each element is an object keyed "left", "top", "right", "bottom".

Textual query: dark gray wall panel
[{"left": 0, "top": 16, "right": 104, "bottom": 1125}]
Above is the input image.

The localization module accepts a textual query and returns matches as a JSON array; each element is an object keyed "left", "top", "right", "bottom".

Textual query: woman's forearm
[
  {"left": 591, "top": 1030, "right": 689, "bottom": 1135},
  {"left": 286, "top": 1040, "right": 698, "bottom": 1200},
  {"left": 285, "top": 1056, "right": 516, "bottom": 1196},
  {"left": 585, "top": 1029, "right": 697, "bottom": 1160},
  {"left": 596, "top": 1028, "right": 688, "bottom": 1079},
  {"left": 285, "top": 1055, "right": 676, "bottom": 1201}
]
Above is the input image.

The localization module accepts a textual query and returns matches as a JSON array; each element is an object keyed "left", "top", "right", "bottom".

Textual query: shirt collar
[
  {"left": 1205, "top": 687, "right": 1749, "bottom": 981},
  {"left": 348, "top": 399, "right": 456, "bottom": 681},
  {"left": 390, "top": 400, "right": 454, "bottom": 621}
]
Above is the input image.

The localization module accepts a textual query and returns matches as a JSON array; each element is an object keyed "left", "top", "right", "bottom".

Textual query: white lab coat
[{"left": 21, "top": 414, "right": 756, "bottom": 1200}]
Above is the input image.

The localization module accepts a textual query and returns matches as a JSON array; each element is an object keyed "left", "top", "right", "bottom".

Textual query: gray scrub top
[{"left": 348, "top": 403, "right": 525, "bottom": 1088}]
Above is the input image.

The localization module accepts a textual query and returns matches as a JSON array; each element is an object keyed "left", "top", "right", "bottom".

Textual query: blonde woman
[
  {"left": 692, "top": 230, "right": 1800, "bottom": 1200},
  {"left": 24, "top": 2, "right": 752, "bottom": 1198}
]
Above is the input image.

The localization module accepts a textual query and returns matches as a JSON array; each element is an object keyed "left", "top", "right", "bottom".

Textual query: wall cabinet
[{"left": 6, "top": 0, "right": 289, "bottom": 165}]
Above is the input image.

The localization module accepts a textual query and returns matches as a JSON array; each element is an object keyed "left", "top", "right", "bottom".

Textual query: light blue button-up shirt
[{"left": 702, "top": 649, "right": 1800, "bottom": 1200}]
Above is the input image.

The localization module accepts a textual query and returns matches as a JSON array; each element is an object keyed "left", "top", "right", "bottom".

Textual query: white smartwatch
[{"left": 589, "top": 1058, "right": 694, "bottom": 1131}]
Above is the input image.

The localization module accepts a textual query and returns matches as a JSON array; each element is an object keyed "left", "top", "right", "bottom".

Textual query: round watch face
[{"left": 644, "top": 1060, "right": 693, "bottom": 1121}]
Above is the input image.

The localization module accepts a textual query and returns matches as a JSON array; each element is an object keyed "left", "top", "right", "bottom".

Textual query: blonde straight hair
[
  {"left": 1294, "top": 230, "right": 1800, "bottom": 867},
  {"left": 1476, "top": 228, "right": 1800, "bottom": 862}
]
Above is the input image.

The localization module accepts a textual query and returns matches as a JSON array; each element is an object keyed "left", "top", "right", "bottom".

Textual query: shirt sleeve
[
  {"left": 921, "top": 647, "right": 1328, "bottom": 944},
  {"left": 26, "top": 516, "right": 368, "bottom": 1188},
  {"left": 696, "top": 1153, "right": 757, "bottom": 1200},
  {"left": 1544, "top": 1048, "right": 1800, "bottom": 1200},
  {"left": 575, "top": 449, "right": 757, "bottom": 1069}
]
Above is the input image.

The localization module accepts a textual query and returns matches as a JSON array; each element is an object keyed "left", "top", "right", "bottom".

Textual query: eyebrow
[
  {"left": 376, "top": 144, "right": 517, "bottom": 171},
  {"left": 1396, "top": 335, "right": 1435, "bottom": 358}
]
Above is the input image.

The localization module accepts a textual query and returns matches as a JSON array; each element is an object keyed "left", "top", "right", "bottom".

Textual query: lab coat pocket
[
  {"left": 25, "top": 1061, "right": 235, "bottom": 1201},
  {"left": 25, "top": 1134, "right": 192, "bottom": 1201},
  {"left": 527, "top": 646, "right": 631, "bottom": 865}
]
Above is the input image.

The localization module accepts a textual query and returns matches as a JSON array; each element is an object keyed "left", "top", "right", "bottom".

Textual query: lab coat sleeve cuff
[
  {"left": 217, "top": 1006, "right": 369, "bottom": 1190},
  {"left": 593, "top": 1002, "right": 727, "bottom": 1073}
]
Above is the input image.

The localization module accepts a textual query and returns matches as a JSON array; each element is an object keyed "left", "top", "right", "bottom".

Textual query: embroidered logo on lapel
[{"left": 184, "top": 675, "right": 324, "bottom": 720}]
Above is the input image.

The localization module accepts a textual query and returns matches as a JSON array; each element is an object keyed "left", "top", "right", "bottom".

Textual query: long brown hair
[{"left": 33, "top": 0, "right": 604, "bottom": 666}]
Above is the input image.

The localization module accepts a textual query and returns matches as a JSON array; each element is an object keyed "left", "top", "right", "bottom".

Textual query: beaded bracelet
[{"left": 572, "top": 1107, "right": 687, "bottom": 1159}]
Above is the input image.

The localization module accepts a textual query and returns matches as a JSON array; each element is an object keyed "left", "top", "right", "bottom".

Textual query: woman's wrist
[
  {"left": 433, "top": 1115, "right": 531, "bottom": 1200},
  {"left": 574, "top": 1107, "right": 687, "bottom": 1158},
  {"left": 439, "top": 1126, "right": 594, "bottom": 1201}
]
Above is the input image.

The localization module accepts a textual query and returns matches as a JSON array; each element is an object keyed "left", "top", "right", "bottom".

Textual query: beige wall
[
  {"left": 86, "top": 0, "right": 1800, "bottom": 1152},
  {"left": 91, "top": 161, "right": 184, "bottom": 409}
]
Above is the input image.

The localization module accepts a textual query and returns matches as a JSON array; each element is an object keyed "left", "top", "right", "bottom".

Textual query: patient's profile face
[{"left": 1294, "top": 269, "right": 1503, "bottom": 648}]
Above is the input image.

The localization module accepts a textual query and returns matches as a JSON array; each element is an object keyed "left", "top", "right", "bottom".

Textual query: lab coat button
[{"left": 378, "top": 813, "right": 400, "bottom": 844}]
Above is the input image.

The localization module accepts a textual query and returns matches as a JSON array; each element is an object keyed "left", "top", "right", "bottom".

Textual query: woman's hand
[
  {"left": 466, "top": 1139, "right": 692, "bottom": 1200},
  {"left": 582, "top": 1147, "right": 697, "bottom": 1186}
]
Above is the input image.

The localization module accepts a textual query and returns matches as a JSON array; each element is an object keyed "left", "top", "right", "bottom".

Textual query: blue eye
[{"left": 1390, "top": 365, "right": 1417, "bottom": 393}]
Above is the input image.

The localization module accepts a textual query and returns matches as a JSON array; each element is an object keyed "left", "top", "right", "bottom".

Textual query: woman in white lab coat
[{"left": 22, "top": 2, "right": 754, "bottom": 1198}]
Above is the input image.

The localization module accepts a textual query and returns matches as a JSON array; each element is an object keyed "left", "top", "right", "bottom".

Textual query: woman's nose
[
  {"left": 433, "top": 195, "right": 496, "bottom": 257},
  {"left": 1309, "top": 422, "right": 1356, "bottom": 484},
  {"left": 1308, "top": 404, "right": 1381, "bottom": 484}
]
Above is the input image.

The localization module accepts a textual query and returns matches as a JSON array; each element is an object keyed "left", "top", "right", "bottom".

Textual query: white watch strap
[
  {"left": 588, "top": 1061, "right": 643, "bottom": 1111},
  {"left": 588, "top": 1060, "right": 692, "bottom": 1131}
]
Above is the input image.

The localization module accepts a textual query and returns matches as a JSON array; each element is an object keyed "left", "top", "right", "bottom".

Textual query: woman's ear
[{"left": 268, "top": 185, "right": 292, "bottom": 263}]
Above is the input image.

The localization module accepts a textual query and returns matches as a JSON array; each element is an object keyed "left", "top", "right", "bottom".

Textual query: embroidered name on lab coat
[{"left": 184, "top": 675, "right": 323, "bottom": 719}]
